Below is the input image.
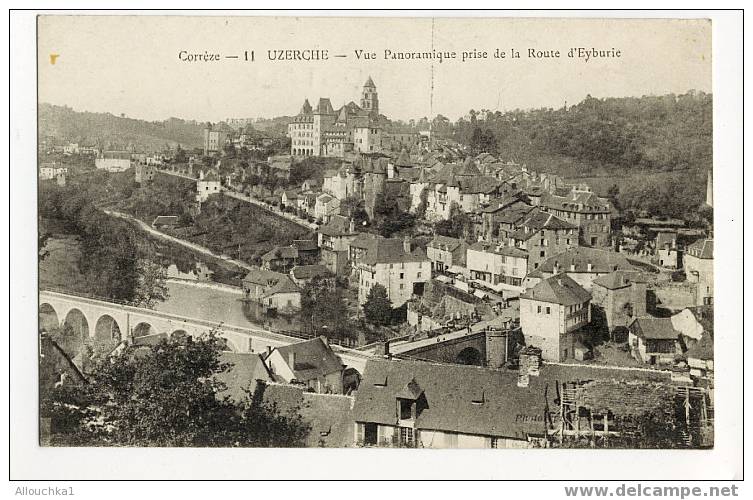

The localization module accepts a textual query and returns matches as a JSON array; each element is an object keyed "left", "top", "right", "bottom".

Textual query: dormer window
[{"left": 398, "top": 398, "right": 414, "bottom": 420}]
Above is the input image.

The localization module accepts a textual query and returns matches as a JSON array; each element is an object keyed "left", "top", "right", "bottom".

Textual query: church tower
[{"left": 361, "top": 76, "right": 379, "bottom": 116}]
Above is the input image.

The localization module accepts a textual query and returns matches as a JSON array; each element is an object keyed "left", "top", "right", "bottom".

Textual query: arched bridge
[
  {"left": 39, "top": 289, "right": 369, "bottom": 373},
  {"left": 391, "top": 327, "right": 514, "bottom": 368}
]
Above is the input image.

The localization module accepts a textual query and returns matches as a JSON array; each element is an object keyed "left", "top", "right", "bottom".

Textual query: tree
[
  {"left": 173, "top": 145, "right": 188, "bottom": 164},
  {"left": 363, "top": 284, "right": 393, "bottom": 326},
  {"left": 41, "top": 333, "right": 310, "bottom": 447},
  {"left": 435, "top": 202, "right": 472, "bottom": 240},
  {"left": 299, "top": 276, "right": 351, "bottom": 340},
  {"left": 133, "top": 259, "right": 170, "bottom": 309}
]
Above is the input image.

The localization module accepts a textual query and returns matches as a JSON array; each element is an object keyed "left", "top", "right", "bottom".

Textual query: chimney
[
  {"left": 553, "top": 260, "right": 560, "bottom": 275},
  {"left": 288, "top": 351, "right": 296, "bottom": 370},
  {"left": 266, "top": 345, "right": 272, "bottom": 357},
  {"left": 349, "top": 218, "right": 355, "bottom": 233},
  {"left": 403, "top": 236, "right": 411, "bottom": 253},
  {"left": 587, "top": 261, "right": 593, "bottom": 272}
]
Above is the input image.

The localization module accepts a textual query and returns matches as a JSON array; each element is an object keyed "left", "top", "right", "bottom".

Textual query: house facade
[
  {"left": 466, "top": 242, "right": 528, "bottom": 292},
  {"left": 519, "top": 274, "right": 592, "bottom": 362},
  {"left": 539, "top": 186, "right": 612, "bottom": 247},
  {"left": 684, "top": 239, "right": 713, "bottom": 305},
  {"left": 266, "top": 337, "right": 344, "bottom": 394},
  {"left": 426, "top": 235, "right": 468, "bottom": 273},
  {"left": 356, "top": 237, "right": 430, "bottom": 307}
]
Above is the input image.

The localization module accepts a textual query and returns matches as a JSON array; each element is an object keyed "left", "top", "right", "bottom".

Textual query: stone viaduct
[{"left": 39, "top": 289, "right": 369, "bottom": 373}]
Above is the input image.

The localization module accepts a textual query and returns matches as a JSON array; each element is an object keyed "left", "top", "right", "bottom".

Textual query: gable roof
[
  {"left": 353, "top": 356, "right": 676, "bottom": 439},
  {"left": 629, "top": 317, "right": 681, "bottom": 341},
  {"left": 259, "top": 382, "right": 355, "bottom": 447},
  {"left": 318, "top": 214, "right": 357, "bottom": 237},
  {"left": 243, "top": 268, "right": 287, "bottom": 286},
  {"left": 540, "top": 190, "right": 611, "bottom": 214},
  {"left": 359, "top": 238, "right": 430, "bottom": 266},
  {"left": 262, "top": 276, "right": 301, "bottom": 297},
  {"left": 592, "top": 270, "right": 651, "bottom": 290},
  {"left": 428, "top": 235, "right": 465, "bottom": 253},
  {"left": 537, "top": 247, "right": 638, "bottom": 274},
  {"left": 520, "top": 273, "right": 591, "bottom": 306},
  {"left": 261, "top": 246, "right": 298, "bottom": 262},
  {"left": 291, "top": 264, "right": 331, "bottom": 280},
  {"left": 215, "top": 352, "right": 273, "bottom": 403},
  {"left": 468, "top": 241, "right": 529, "bottom": 259},
  {"left": 509, "top": 209, "right": 576, "bottom": 241},
  {"left": 274, "top": 337, "right": 343, "bottom": 381}
]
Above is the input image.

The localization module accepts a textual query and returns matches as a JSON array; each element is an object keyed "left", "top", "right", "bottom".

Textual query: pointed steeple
[
  {"left": 364, "top": 76, "right": 376, "bottom": 88},
  {"left": 300, "top": 99, "right": 312, "bottom": 114}
]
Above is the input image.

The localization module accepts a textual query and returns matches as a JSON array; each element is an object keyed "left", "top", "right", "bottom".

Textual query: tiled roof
[
  {"left": 243, "top": 268, "right": 287, "bottom": 286},
  {"left": 262, "top": 276, "right": 301, "bottom": 297},
  {"left": 274, "top": 337, "right": 343, "bottom": 381},
  {"left": 291, "top": 264, "right": 331, "bottom": 280},
  {"left": 261, "top": 246, "right": 298, "bottom": 262},
  {"left": 468, "top": 241, "right": 529, "bottom": 259},
  {"left": 259, "top": 382, "right": 355, "bottom": 447},
  {"left": 592, "top": 270, "right": 650, "bottom": 290},
  {"left": 215, "top": 352, "right": 273, "bottom": 403},
  {"left": 629, "top": 317, "right": 681, "bottom": 340},
  {"left": 520, "top": 273, "right": 591, "bottom": 306},
  {"left": 537, "top": 247, "right": 637, "bottom": 274},
  {"left": 318, "top": 215, "right": 357, "bottom": 237},
  {"left": 428, "top": 235, "right": 465, "bottom": 252},
  {"left": 540, "top": 190, "right": 611, "bottom": 214},
  {"left": 352, "top": 358, "right": 671, "bottom": 439},
  {"left": 359, "top": 237, "right": 430, "bottom": 266},
  {"left": 686, "top": 239, "right": 713, "bottom": 259},
  {"left": 394, "top": 149, "right": 413, "bottom": 168},
  {"left": 685, "top": 328, "right": 713, "bottom": 361},
  {"left": 509, "top": 209, "right": 576, "bottom": 241}
]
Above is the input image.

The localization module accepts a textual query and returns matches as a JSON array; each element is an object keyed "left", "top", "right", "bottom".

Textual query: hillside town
[{"left": 38, "top": 77, "right": 714, "bottom": 450}]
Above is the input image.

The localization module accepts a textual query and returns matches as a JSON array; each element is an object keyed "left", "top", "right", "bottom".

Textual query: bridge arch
[
  {"left": 94, "top": 314, "right": 123, "bottom": 342},
  {"left": 132, "top": 322, "right": 156, "bottom": 338},
  {"left": 456, "top": 346, "right": 483, "bottom": 366},
  {"left": 39, "top": 302, "right": 60, "bottom": 332},
  {"left": 171, "top": 329, "right": 188, "bottom": 339},
  {"left": 61, "top": 308, "right": 90, "bottom": 358}
]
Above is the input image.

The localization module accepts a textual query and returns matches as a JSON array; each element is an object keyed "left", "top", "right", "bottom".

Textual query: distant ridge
[{"left": 38, "top": 103, "right": 206, "bottom": 151}]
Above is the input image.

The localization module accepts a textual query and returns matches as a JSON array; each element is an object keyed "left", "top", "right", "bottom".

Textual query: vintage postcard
[{"left": 29, "top": 12, "right": 731, "bottom": 466}]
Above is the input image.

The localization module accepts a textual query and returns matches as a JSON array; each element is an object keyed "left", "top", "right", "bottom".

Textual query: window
[
  {"left": 537, "top": 305, "right": 542, "bottom": 313},
  {"left": 546, "top": 306, "right": 551, "bottom": 314},
  {"left": 399, "top": 427, "right": 414, "bottom": 446},
  {"left": 399, "top": 284, "right": 404, "bottom": 290},
  {"left": 417, "top": 272, "right": 422, "bottom": 278},
  {"left": 400, "top": 273, "right": 404, "bottom": 279},
  {"left": 540, "top": 251, "right": 545, "bottom": 258},
  {"left": 399, "top": 399, "right": 413, "bottom": 420}
]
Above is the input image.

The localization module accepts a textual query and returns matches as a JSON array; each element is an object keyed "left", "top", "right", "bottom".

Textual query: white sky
[{"left": 38, "top": 16, "right": 712, "bottom": 123}]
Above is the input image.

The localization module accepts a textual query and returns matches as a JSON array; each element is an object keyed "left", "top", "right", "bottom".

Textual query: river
[{"left": 155, "top": 280, "right": 303, "bottom": 333}]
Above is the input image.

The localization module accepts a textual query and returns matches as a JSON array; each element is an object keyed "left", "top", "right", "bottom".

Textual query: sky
[{"left": 38, "top": 16, "right": 712, "bottom": 123}]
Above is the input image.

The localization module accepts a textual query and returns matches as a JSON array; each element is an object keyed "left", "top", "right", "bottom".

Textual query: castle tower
[{"left": 361, "top": 76, "right": 379, "bottom": 116}]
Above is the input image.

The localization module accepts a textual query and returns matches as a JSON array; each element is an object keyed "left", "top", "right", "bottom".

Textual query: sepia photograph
[{"left": 9, "top": 8, "right": 745, "bottom": 484}]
